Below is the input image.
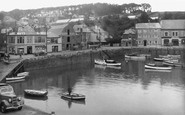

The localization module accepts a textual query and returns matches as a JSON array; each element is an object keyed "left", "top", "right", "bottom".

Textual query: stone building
[
  {"left": 160, "top": 20, "right": 185, "bottom": 47},
  {"left": 136, "top": 23, "right": 161, "bottom": 47}
]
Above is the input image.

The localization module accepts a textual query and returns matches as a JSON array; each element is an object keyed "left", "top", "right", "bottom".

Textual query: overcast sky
[{"left": 1, "top": 0, "right": 185, "bottom": 12}]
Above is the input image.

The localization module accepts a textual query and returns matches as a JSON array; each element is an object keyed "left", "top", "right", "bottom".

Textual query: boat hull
[
  {"left": 94, "top": 60, "right": 121, "bottom": 66},
  {"left": 145, "top": 65, "right": 172, "bottom": 70},
  {"left": 24, "top": 90, "right": 48, "bottom": 97},
  {"left": 6, "top": 76, "right": 26, "bottom": 81},
  {"left": 125, "top": 55, "right": 146, "bottom": 60},
  {"left": 61, "top": 92, "right": 85, "bottom": 100}
]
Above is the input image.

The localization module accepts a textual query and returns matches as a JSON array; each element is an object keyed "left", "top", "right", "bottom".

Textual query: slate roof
[
  {"left": 136, "top": 23, "right": 161, "bottom": 29},
  {"left": 123, "top": 28, "right": 136, "bottom": 34},
  {"left": 47, "top": 24, "right": 67, "bottom": 37},
  {"left": 160, "top": 20, "right": 185, "bottom": 29}
]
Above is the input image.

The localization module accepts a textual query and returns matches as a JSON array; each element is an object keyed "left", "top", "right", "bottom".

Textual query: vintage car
[{"left": 0, "top": 83, "right": 24, "bottom": 113}]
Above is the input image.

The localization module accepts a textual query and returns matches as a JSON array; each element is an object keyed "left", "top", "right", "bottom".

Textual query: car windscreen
[{"left": 0, "top": 86, "right": 14, "bottom": 94}]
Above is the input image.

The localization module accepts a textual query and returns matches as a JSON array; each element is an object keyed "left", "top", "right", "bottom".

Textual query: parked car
[
  {"left": 34, "top": 50, "right": 47, "bottom": 56},
  {"left": 0, "top": 83, "right": 24, "bottom": 113}
]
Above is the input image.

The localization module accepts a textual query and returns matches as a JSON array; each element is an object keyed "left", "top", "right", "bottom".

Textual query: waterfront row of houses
[
  {"left": 122, "top": 20, "right": 185, "bottom": 47},
  {"left": 1, "top": 23, "right": 110, "bottom": 54}
]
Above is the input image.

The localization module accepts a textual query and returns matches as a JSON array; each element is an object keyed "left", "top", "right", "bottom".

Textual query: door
[
  {"left": 27, "top": 46, "right": 32, "bottom": 54},
  {"left": 143, "top": 40, "right": 147, "bottom": 46}
]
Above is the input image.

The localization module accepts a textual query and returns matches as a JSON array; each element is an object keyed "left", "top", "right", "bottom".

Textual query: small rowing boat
[
  {"left": 61, "top": 92, "right": 85, "bottom": 100},
  {"left": 6, "top": 76, "right": 26, "bottom": 81},
  {"left": 17, "top": 72, "right": 29, "bottom": 77},
  {"left": 24, "top": 89, "right": 48, "bottom": 97},
  {"left": 145, "top": 63, "right": 172, "bottom": 70},
  {"left": 94, "top": 59, "right": 121, "bottom": 66}
]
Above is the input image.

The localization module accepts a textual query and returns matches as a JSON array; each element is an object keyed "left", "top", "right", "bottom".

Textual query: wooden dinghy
[
  {"left": 6, "top": 76, "right": 26, "bottom": 81},
  {"left": 145, "top": 63, "right": 172, "bottom": 70},
  {"left": 61, "top": 92, "right": 85, "bottom": 100},
  {"left": 17, "top": 72, "right": 29, "bottom": 77},
  {"left": 94, "top": 59, "right": 121, "bottom": 66},
  {"left": 24, "top": 89, "right": 48, "bottom": 97}
]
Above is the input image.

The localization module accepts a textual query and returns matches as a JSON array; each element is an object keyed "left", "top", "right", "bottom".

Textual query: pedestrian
[{"left": 19, "top": 51, "right": 23, "bottom": 59}]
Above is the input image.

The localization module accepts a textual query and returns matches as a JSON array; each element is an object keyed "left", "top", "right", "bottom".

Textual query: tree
[
  {"left": 141, "top": 3, "right": 151, "bottom": 12},
  {"left": 137, "top": 12, "right": 150, "bottom": 23}
]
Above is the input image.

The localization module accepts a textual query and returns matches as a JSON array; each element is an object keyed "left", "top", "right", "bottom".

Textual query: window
[
  {"left": 51, "top": 38, "right": 58, "bottom": 43},
  {"left": 138, "top": 30, "right": 142, "bottom": 33},
  {"left": 17, "top": 36, "right": 24, "bottom": 43},
  {"left": 67, "top": 29, "right": 70, "bottom": 35},
  {"left": 164, "top": 32, "right": 169, "bottom": 37},
  {"left": 27, "top": 36, "right": 32, "bottom": 43},
  {"left": 67, "top": 37, "right": 70, "bottom": 42},
  {"left": 8, "top": 37, "right": 15, "bottom": 43},
  {"left": 172, "top": 31, "right": 178, "bottom": 36},
  {"left": 138, "top": 34, "right": 142, "bottom": 38},
  {"left": 35, "top": 36, "right": 45, "bottom": 43}
]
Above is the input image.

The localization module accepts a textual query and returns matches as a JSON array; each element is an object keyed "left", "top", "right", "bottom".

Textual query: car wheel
[
  {"left": 1, "top": 103, "right": 6, "bottom": 113},
  {"left": 18, "top": 106, "right": 22, "bottom": 110}
]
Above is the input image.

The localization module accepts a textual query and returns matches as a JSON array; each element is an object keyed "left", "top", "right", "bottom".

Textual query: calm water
[{"left": 10, "top": 60, "right": 185, "bottom": 115}]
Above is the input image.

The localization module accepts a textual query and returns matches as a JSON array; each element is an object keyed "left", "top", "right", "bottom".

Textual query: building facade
[
  {"left": 47, "top": 24, "right": 67, "bottom": 52},
  {"left": 136, "top": 23, "right": 161, "bottom": 47},
  {"left": 73, "top": 23, "right": 91, "bottom": 49},
  {"left": 7, "top": 34, "right": 46, "bottom": 54},
  {"left": 61, "top": 23, "right": 82, "bottom": 50},
  {"left": 121, "top": 28, "right": 137, "bottom": 47},
  {"left": 160, "top": 20, "right": 185, "bottom": 47},
  {"left": 7, "top": 25, "right": 46, "bottom": 54}
]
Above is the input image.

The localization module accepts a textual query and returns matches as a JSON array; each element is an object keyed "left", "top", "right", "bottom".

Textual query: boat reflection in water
[
  {"left": 24, "top": 94, "right": 48, "bottom": 101},
  {"left": 61, "top": 96, "right": 85, "bottom": 108}
]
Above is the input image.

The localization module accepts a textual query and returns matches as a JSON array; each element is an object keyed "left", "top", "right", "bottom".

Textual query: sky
[{"left": 1, "top": 0, "right": 185, "bottom": 12}]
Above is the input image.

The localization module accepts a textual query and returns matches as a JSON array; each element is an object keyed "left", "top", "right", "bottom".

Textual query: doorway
[
  {"left": 27, "top": 46, "right": 32, "bottom": 54},
  {"left": 143, "top": 40, "right": 147, "bottom": 46}
]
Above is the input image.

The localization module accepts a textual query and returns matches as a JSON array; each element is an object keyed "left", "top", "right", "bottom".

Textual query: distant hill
[{"left": 1, "top": 3, "right": 152, "bottom": 21}]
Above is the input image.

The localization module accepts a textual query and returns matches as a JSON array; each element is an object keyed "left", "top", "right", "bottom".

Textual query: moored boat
[
  {"left": 163, "top": 60, "right": 182, "bottom": 67},
  {"left": 145, "top": 64, "right": 172, "bottom": 70},
  {"left": 17, "top": 72, "right": 29, "bottom": 77},
  {"left": 153, "top": 57, "right": 168, "bottom": 62},
  {"left": 125, "top": 55, "right": 146, "bottom": 60},
  {"left": 6, "top": 76, "right": 26, "bottom": 81},
  {"left": 61, "top": 92, "right": 85, "bottom": 100},
  {"left": 94, "top": 59, "right": 121, "bottom": 66},
  {"left": 24, "top": 89, "right": 48, "bottom": 97}
]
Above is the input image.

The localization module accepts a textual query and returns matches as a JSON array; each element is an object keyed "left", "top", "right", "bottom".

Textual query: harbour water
[{"left": 10, "top": 60, "right": 185, "bottom": 115}]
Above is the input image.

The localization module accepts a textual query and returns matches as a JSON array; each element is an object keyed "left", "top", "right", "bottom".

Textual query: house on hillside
[
  {"left": 7, "top": 25, "right": 47, "bottom": 54},
  {"left": 47, "top": 24, "right": 67, "bottom": 52},
  {"left": 121, "top": 28, "right": 137, "bottom": 47},
  {"left": 160, "top": 20, "right": 185, "bottom": 47},
  {"left": 136, "top": 23, "right": 161, "bottom": 47}
]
